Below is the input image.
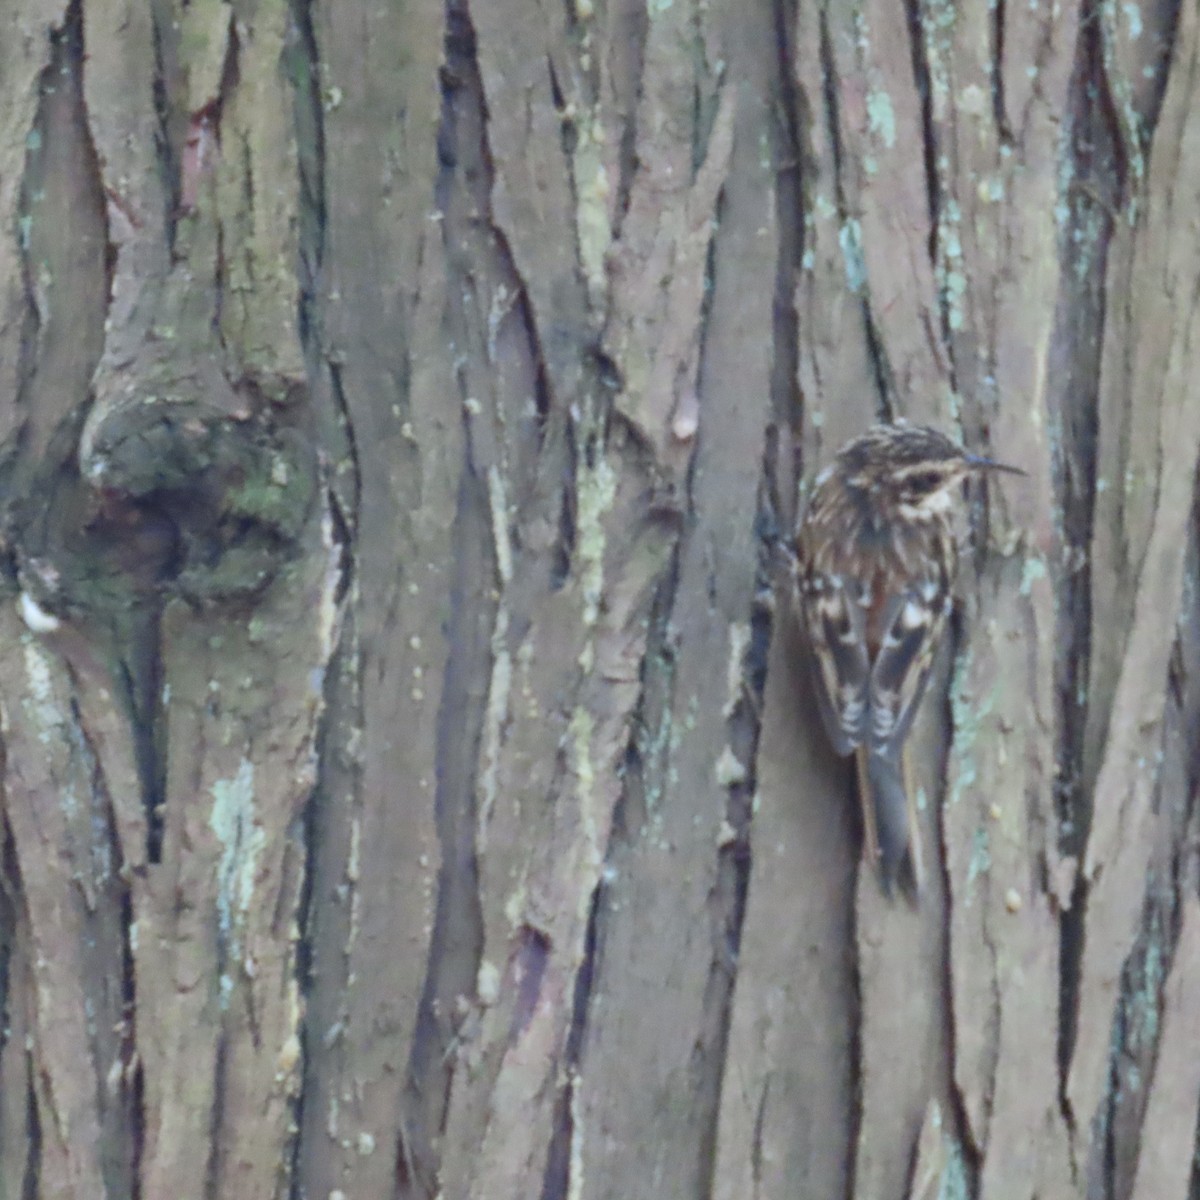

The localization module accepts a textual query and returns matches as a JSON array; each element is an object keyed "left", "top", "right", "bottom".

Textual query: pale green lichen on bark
[
  {"left": 573, "top": 398, "right": 617, "bottom": 666},
  {"left": 477, "top": 608, "right": 512, "bottom": 854},
  {"left": 938, "top": 1141, "right": 970, "bottom": 1200},
  {"left": 179, "top": 0, "right": 233, "bottom": 110},
  {"left": 21, "top": 637, "right": 62, "bottom": 743},
  {"left": 1120, "top": 904, "right": 1166, "bottom": 1071},
  {"left": 487, "top": 465, "right": 514, "bottom": 586},
  {"left": 839, "top": 218, "right": 866, "bottom": 293},
  {"left": 566, "top": 1069, "right": 586, "bottom": 1200},
  {"left": 919, "top": 0, "right": 957, "bottom": 119},
  {"left": 637, "top": 647, "right": 676, "bottom": 816},
  {"left": 210, "top": 758, "right": 264, "bottom": 973},
  {"left": 966, "top": 825, "right": 991, "bottom": 889},
  {"left": 856, "top": 6, "right": 896, "bottom": 158},
  {"left": 477, "top": 463, "right": 514, "bottom": 855},
  {"left": 935, "top": 197, "right": 967, "bottom": 332},
  {"left": 567, "top": 707, "right": 604, "bottom": 919},
  {"left": 866, "top": 89, "right": 896, "bottom": 151},
  {"left": 1020, "top": 552, "right": 1048, "bottom": 596},
  {"left": 947, "top": 649, "right": 985, "bottom": 808},
  {"left": 722, "top": 621, "right": 750, "bottom": 717},
  {"left": 571, "top": 107, "right": 612, "bottom": 310}
]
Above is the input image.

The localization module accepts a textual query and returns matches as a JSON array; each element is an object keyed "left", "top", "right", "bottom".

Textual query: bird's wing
[
  {"left": 796, "top": 568, "right": 871, "bottom": 756},
  {"left": 867, "top": 572, "right": 952, "bottom": 758}
]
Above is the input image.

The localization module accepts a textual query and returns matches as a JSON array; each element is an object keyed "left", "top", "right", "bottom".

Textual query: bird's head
[{"left": 842, "top": 423, "right": 1023, "bottom": 520}]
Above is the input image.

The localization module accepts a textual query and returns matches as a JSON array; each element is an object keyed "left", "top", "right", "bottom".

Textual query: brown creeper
[{"left": 793, "top": 422, "right": 1023, "bottom": 897}]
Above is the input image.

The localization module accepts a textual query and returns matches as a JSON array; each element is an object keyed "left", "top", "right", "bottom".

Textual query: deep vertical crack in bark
[
  {"left": 608, "top": 6, "right": 648, "bottom": 240},
  {"left": 902, "top": 0, "right": 940, "bottom": 267},
  {"left": 285, "top": 0, "right": 333, "bottom": 1193},
  {"left": 908, "top": 0, "right": 959, "bottom": 396},
  {"left": 771, "top": 0, "right": 802, "bottom": 451},
  {"left": 147, "top": 1, "right": 179, "bottom": 253},
  {"left": 1052, "top": 9, "right": 1121, "bottom": 1159},
  {"left": 540, "top": 878, "right": 600, "bottom": 1200},
  {"left": 989, "top": 0, "right": 1014, "bottom": 145}
]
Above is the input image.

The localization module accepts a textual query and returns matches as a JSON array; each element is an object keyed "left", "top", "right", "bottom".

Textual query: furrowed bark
[{"left": 0, "top": 3, "right": 1197, "bottom": 1199}]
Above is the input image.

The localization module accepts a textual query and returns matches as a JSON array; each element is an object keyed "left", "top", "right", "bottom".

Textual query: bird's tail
[{"left": 859, "top": 748, "right": 923, "bottom": 900}]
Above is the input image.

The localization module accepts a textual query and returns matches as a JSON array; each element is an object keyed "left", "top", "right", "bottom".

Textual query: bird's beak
[{"left": 963, "top": 453, "right": 1026, "bottom": 476}]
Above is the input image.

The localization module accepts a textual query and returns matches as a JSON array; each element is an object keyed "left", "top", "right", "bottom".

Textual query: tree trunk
[{"left": 0, "top": 1, "right": 1196, "bottom": 1198}]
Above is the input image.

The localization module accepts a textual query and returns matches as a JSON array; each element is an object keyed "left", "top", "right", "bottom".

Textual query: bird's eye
[{"left": 905, "top": 471, "right": 943, "bottom": 494}]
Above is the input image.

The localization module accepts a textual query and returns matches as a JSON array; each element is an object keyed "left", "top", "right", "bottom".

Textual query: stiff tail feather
[{"left": 857, "top": 748, "right": 923, "bottom": 899}]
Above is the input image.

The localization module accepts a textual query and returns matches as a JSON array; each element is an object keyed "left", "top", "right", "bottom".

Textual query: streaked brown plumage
[{"left": 793, "top": 422, "right": 1022, "bottom": 897}]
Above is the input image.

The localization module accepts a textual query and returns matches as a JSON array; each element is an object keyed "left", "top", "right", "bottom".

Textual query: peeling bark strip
[{"left": 0, "top": 1, "right": 1199, "bottom": 1198}]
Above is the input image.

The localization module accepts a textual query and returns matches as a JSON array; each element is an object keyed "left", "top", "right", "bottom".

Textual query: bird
[{"left": 792, "top": 422, "right": 1023, "bottom": 898}]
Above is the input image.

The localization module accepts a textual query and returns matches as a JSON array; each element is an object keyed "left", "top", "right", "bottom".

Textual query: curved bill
[{"left": 963, "top": 452, "right": 1026, "bottom": 476}]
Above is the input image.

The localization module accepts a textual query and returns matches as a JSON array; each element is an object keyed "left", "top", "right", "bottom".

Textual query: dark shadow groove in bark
[
  {"left": 405, "top": 459, "right": 490, "bottom": 1192},
  {"left": 10, "top": 147, "right": 43, "bottom": 499},
  {"left": 553, "top": 421, "right": 577, "bottom": 591},
  {"left": 936, "top": 614, "right": 984, "bottom": 1200},
  {"left": 125, "top": 921, "right": 145, "bottom": 1200},
  {"left": 0, "top": 901, "right": 10, "bottom": 1078},
  {"left": 1052, "top": 15, "right": 1116, "bottom": 1141},
  {"left": 771, "top": 0, "right": 802, "bottom": 448},
  {"left": 608, "top": 1, "right": 648, "bottom": 240},
  {"left": 901, "top": 0, "right": 939, "bottom": 266},
  {"left": 540, "top": 878, "right": 599, "bottom": 1200},
  {"left": 115, "top": 615, "right": 166, "bottom": 863},
  {"left": 72, "top": 691, "right": 140, "bottom": 1195},
  {"left": 22, "top": 1057, "right": 39, "bottom": 1200},
  {"left": 907, "top": 5, "right": 960, "bottom": 400},
  {"left": 544, "top": 57, "right": 579, "bottom": 193},
  {"left": 291, "top": 622, "right": 356, "bottom": 1200},
  {"left": 615, "top": 548, "right": 681, "bottom": 850},
  {"left": 0, "top": 826, "right": 29, "bottom": 1195},
  {"left": 815, "top": 12, "right": 844, "bottom": 248},
  {"left": 285, "top": 0, "right": 331, "bottom": 1191},
  {"left": 147, "top": 3, "right": 180, "bottom": 255},
  {"left": 1105, "top": 493, "right": 1200, "bottom": 1195},
  {"left": 325, "top": 362, "right": 362, "bottom": 544},
  {"left": 696, "top": 484, "right": 776, "bottom": 1200},
  {"left": 989, "top": 0, "right": 1014, "bottom": 144},
  {"left": 1097, "top": 0, "right": 1183, "bottom": 199},
  {"left": 1139, "top": 0, "right": 1184, "bottom": 137},
  {"left": 1088, "top": 889, "right": 1172, "bottom": 1200},
  {"left": 287, "top": 0, "right": 327, "bottom": 351},
  {"left": 1191, "top": 1112, "right": 1200, "bottom": 1200},
  {"left": 694, "top": 27, "right": 796, "bottom": 1184},
  {"left": 846, "top": 911, "right": 863, "bottom": 1200},
  {"left": 289, "top": 0, "right": 352, "bottom": 544},
  {"left": 1175, "top": 500, "right": 1200, "bottom": 831},
  {"left": 206, "top": 1032, "right": 228, "bottom": 1200},
  {"left": 1107, "top": 891, "right": 1177, "bottom": 1199}
]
